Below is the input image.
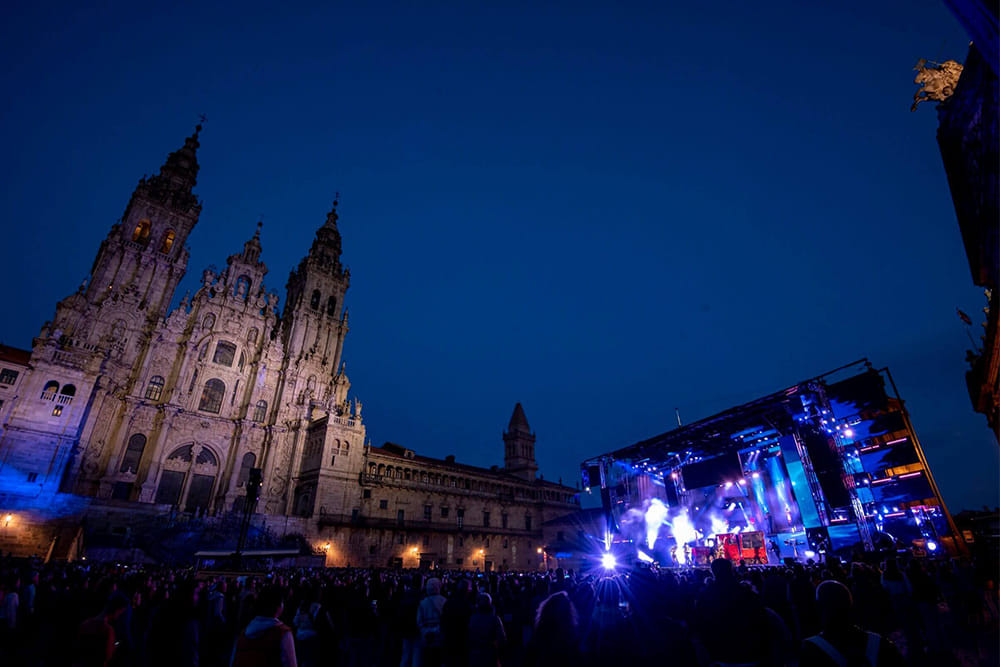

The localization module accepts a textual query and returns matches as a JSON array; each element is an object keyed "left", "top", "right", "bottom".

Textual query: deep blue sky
[{"left": 2, "top": 2, "right": 996, "bottom": 511}]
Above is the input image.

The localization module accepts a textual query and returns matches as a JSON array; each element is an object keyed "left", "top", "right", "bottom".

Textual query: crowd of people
[{"left": 0, "top": 552, "right": 995, "bottom": 666}]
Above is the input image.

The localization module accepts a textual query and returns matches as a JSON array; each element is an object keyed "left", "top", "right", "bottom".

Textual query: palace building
[{"left": 0, "top": 127, "right": 578, "bottom": 567}]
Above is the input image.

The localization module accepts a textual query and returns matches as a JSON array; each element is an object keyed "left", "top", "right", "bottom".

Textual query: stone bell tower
[
  {"left": 279, "top": 199, "right": 352, "bottom": 410},
  {"left": 84, "top": 125, "right": 203, "bottom": 317},
  {"left": 503, "top": 403, "right": 538, "bottom": 481}
]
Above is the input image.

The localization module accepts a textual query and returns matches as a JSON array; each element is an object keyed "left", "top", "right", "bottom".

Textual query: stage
[{"left": 581, "top": 361, "right": 960, "bottom": 567}]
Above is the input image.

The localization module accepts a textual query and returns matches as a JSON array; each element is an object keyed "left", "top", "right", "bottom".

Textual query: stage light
[
  {"left": 2, "top": 514, "right": 11, "bottom": 527},
  {"left": 601, "top": 552, "right": 617, "bottom": 569},
  {"left": 804, "top": 550, "right": 817, "bottom": 559},
  {"left": 844, "top": 428, "right": 854, "bottom": 437},
  {"left": 537, "top": 547, "right": 543, "bottom": 554},
  {"left": 725, "top": 481, "right": 733, "bottom": 488},
  {"left": 752, "top": 472, "right": 760, "bottom": 479},
  {"left": 926, "top": 540, "right": 938, "bottom": 552},
  {"left": 738, "top": 479, "right": 746, "bottom": 485}
]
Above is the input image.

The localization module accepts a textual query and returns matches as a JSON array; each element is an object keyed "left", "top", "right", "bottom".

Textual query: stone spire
[
  {"left": 504, "top": 403, "right": 538, "bottom": 481},
  {"left": 508, "top": 402, "right": 531, "bottom": 434},
  {"left": 242, "top": 221, "right": 263, "bottom": 263},
  {"left": 309, "top": 197, "right": 344, "bottom": 271}
]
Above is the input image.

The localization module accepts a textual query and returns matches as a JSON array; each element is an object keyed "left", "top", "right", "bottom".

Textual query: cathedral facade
[{"left": 0, "top": 127, "right": 579, "bottom": 568}]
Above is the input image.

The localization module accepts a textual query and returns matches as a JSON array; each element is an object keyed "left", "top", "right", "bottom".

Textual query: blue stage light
[{"left": 601, "top": 552, "right": 617, "bottom": 569}]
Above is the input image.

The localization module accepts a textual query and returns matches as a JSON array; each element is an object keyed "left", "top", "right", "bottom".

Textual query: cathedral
[{"left": 0, "top": 126, "right": 579, "bottom": 568}]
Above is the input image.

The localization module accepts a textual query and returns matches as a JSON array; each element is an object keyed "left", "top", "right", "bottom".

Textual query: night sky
[{"left": 2, "top": 2, "right": 996, "bottom": 511}]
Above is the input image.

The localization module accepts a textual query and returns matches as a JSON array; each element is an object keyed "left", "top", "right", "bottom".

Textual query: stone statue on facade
[{"left": 911, "top": 59, "right": 964, "bottom": 111}]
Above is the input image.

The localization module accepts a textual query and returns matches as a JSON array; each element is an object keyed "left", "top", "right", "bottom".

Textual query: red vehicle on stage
[
  {"left": 738, "top": 531, "right": 766, "bottom": 564},
  {"left": 718, "top": 533, "right": 741, "bottom": 561}
]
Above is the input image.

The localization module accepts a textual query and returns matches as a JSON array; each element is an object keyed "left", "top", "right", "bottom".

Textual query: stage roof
[{"left": 583, "top": 359, "right": 887, "bottom": 466}]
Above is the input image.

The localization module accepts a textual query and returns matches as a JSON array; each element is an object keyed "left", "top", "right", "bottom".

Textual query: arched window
[
  {"left": 60, "top": 384, "right": 76, "bottom": 397},
  {"left": 326, "top": 295, "right": 337, "bottom": 317},
  {"left": 198, "top": 379, "right": 225, "bottom": 413},
  {"left": 238, "top": 351, "right": 246, "bottom": 372},
  {"left": 213, "top": 341, "right": 236, "bottom": 367},
  {"left": 236, "top": 452, "right": 256, "bottom": 487},
  {"left": 145, "top": 375, "right": 165, "bottom": 401},
  {"left": 119, "top": 434, "right": 147, "bottom": 473},
  {"left": 41, "top": 380, "right": 59, "bottom": 400},
  {"left": 310, "top": 290, "right": 321, "bottom": 310},
  {"left": 132, "top": 219, "right": 151, "bottom": 245},
  {"left": 159, "top": 229, "right": 175, "bottom": 254},
  {"left": 253, "top": 400, "right": 267, "bottom": 422},
  {"left": 202, "top": 314, "right": 216, "bottom": 330}
]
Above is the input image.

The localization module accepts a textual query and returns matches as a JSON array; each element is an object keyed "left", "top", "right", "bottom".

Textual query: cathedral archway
[{"left": 153, "top": 443, "right": 220, "bottom": 513}]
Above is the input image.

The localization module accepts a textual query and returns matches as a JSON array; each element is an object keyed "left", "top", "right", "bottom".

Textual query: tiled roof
[{"left": 0, "top": 343, "right": 31, "bottom": 366}]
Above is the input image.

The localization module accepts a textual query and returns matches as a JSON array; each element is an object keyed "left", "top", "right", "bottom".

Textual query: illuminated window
[
  {"left": 145, "top": 375, "right": 165, "bottom": 401},
  {"left": 52, "top": 405, "right": 63, "bottom": 416},
  {"left": 132, "top": 219, "right": 151, "bottom": 245},
  {"left": 213, "top": 341, "right": 236, "bottom": 367},
  {"left": 159, "top": 229, "right": 175, "bottom": 254},
  {"left": 198, "top": 379, "right": 225, "bottom": 413},
  {"left": 0, "top": 369, "right": 18, "bottom": 385},
  {"left": 253, "top": 400, "right": 267, "bottom": 423}
]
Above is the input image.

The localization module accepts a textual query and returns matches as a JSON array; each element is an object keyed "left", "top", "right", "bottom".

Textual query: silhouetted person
[
  {"left": 467, "top": 592, "right": 505, "bottom": 667},
  {"left": 693, "top": 558, "right": 775, "bottom": 665},
  {"left": 71, "top": 593, "right": 129, "bottom": 667},
  {"left": 417, "top": 577, "right": 447, "bottom": 667},
  {"left": 232, "top": 585, "right": 297, "bottom": 667},
  {"left": 801, "top": 580, "right": 904, "bottom": 667},
  {"left": 523, "top": 591, "right": 581, "bottom": 667},
  {"left": 147, "top": 581, "right": 201, "bottom": 667}
]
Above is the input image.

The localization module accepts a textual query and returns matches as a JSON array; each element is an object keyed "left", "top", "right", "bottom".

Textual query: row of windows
[
  {"left": 366, "top": 535, "right": 524, "bottom": 553},
  {"left": 131, "top": 220, "right": 175, "bottom": 254},
  {"left": 140, "top": 374, "right": 267, "bottom": 421},
  {"left": 366, "top": 463, "right": 565, "bottom": 501},
  {"left": 371, "top": 500, "right": 533, "bottom": 531}
]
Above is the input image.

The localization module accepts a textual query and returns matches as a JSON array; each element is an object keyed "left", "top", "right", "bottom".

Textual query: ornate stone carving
[{"left": 912, "top": 59, "right": 963, "bottom": 111}]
